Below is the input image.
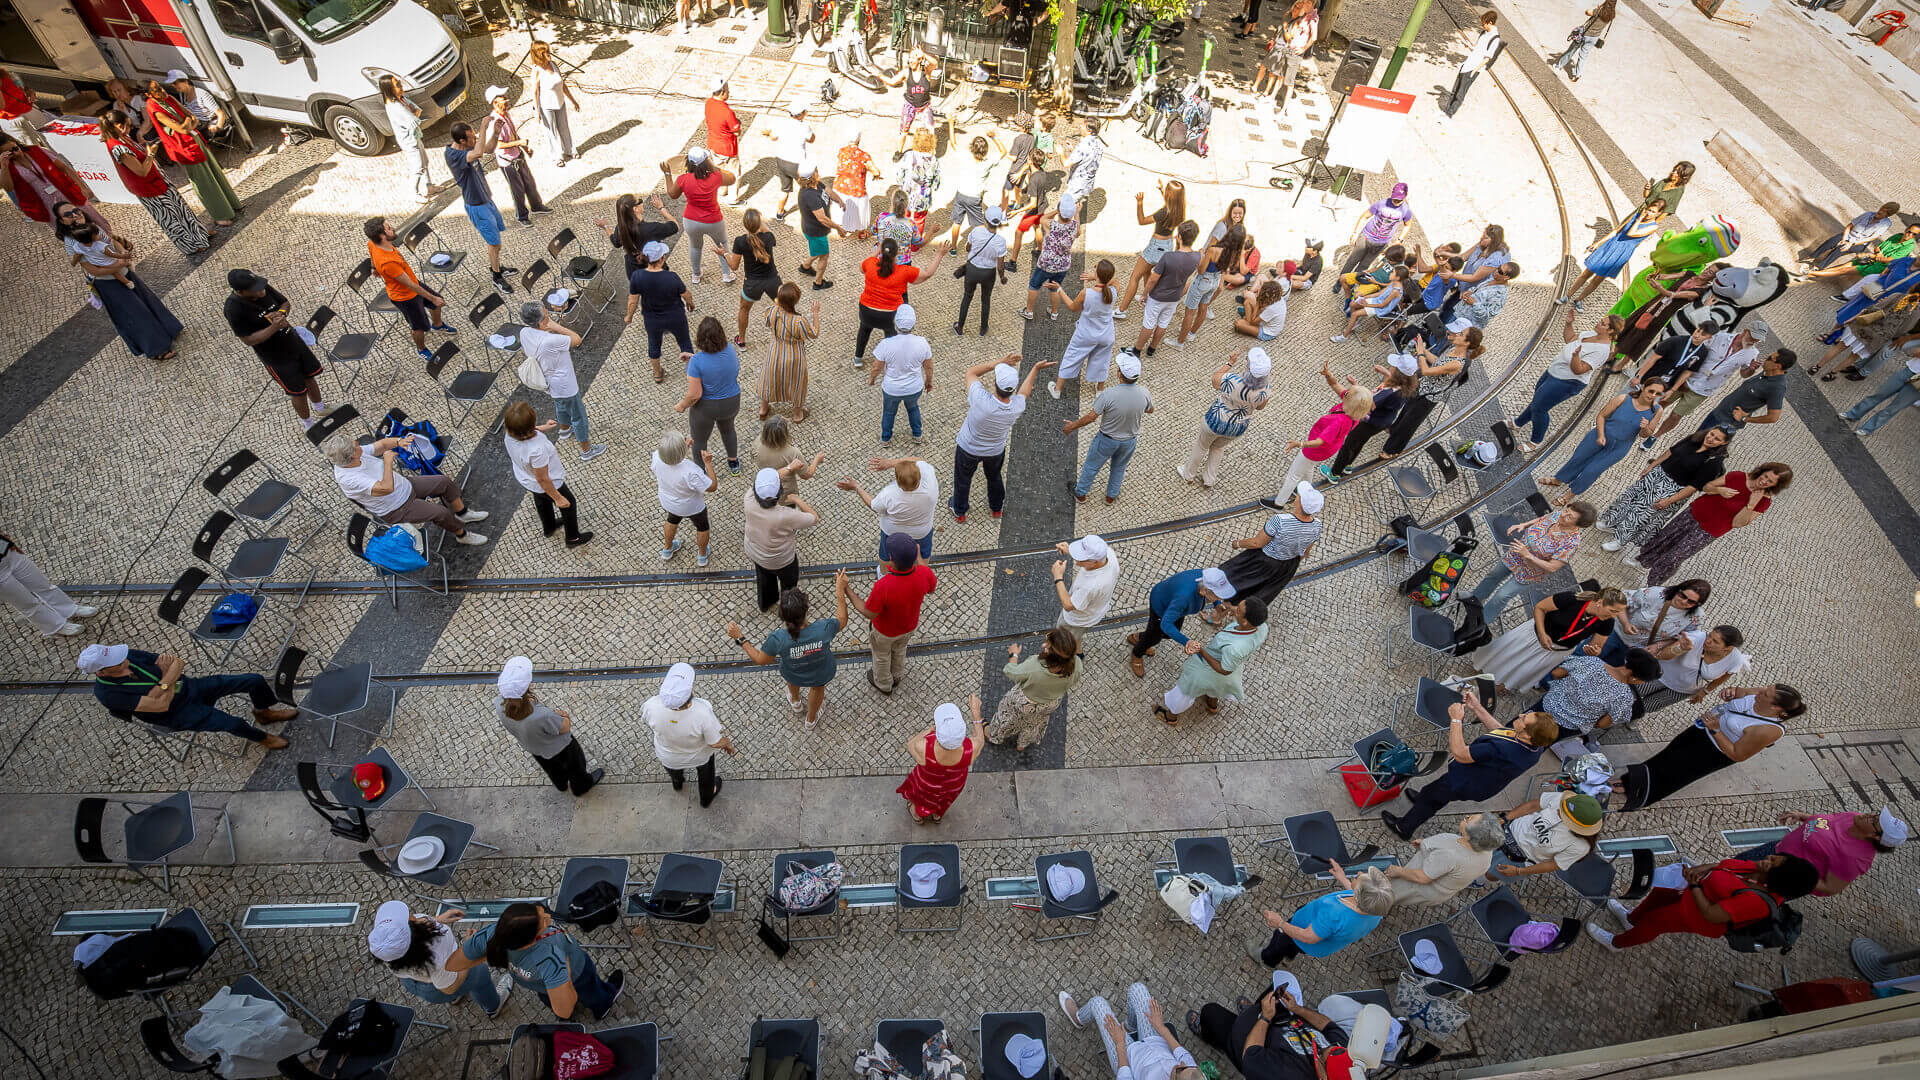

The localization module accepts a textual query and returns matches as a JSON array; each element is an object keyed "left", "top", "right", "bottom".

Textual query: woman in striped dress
[
  {"left": 761, "top": 283, "right": 817, "bottom": 421},
  {"left": 898, "top": 699, "right": 983, "bottom": 823},
  {"left": 1220, "top": 480, "right": 1322, "bottom": 602},
  {"left": 1598, "top": 426, "right": 1731, "bottom": 550},
  {"left": 98, "top": 112, "right": 209, "bottom": 255}
]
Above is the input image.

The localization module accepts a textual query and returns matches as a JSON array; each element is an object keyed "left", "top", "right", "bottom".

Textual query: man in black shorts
[
  {"left": 365, "top": 215, "right": 455, "bottom": 362},
  {"left": 223, "top": 269, "right": 330, "bottom": 430}
]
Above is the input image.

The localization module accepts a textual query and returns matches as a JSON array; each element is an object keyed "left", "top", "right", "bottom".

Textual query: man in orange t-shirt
[{"left": 364, "top": 215, "right": 452, "bottom": 359}]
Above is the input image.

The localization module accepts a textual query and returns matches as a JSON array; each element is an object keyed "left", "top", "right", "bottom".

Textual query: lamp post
[{"left": 1379, "top": 0, "right": 1434, "bottom": 89}]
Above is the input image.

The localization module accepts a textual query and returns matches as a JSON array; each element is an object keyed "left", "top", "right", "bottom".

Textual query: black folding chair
[
  {"left": 640, "top": 852, "right": 728, "bottom": 952},
  {"left": 294, "top": 760, "right": 372, "bottom": 843},
  {"left": 896, "top": 843, "right": 965, "bottom": 934},
  {"left": 76, "top": 794, "right": 236, "bottom": 894},
  {"left": 1259, "top": 811, "right": 1382, "bottom": 899},
  {"left": 191, "top": 510, "right": 314, "bottom": 607},
  {"left": 1025, "top": 850, "right": 1118, "bottom": 942},
  {"left": 748, "top": 1018, "right": 821, "bottom": 1079},
  {"left": 556, "top": 856, "right": 631, "bottom": 949},
  {"left": 345, "top": 514, "right": 449, "bottom": 608},
  {"left": 302, "top": 402, "right": 370, "bottom": 449},
  {"left": 405, "top": 220, "right": 483, "bottom": 301},
  {"left": 425, "top": 341, "right": 503, "bottom": 428},
  {"left": 156, "top": 566, "right": 293, "bottom": 668},
  {"left": 140, "top": 1015, "right": 217, "bottom": 1073},
  {"left": 202, "top": 449, "right": 327, "bottom": 549},
  {"left": 768, "top": 850, "right": 844, "bottom": 945},
  {"left": 876, "top": 1019, "right": 945, "bottom": 1078},
  {"left": 273, "top": 645, "right": 396, "bottom": 747},
  {"left": 550, "top": 226, "right": 612, "bottom": 313},
  {"left": 469, "top": 291, "right": 524, "bottom": 371},
  {"left": 976, "top": 1012, "right": 1046, "bottom": 1080},
  {"left": 304, "top": 304, "right": 379, "bottom": 398}
]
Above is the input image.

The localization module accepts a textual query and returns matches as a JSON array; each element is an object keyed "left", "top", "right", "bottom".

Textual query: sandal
[
  {"left": 1154, "top": 705, "right": 1180, "bottom": 726},
  {"left": 1820, "top": 371, "right": 1838, "bottom": 382},
  {"left": 1185, "top": 1010, "right": 1203, "bottom": 1038},
  {"left": 1236, "top": 996, "right": 1255, "bottom": 1012},
  {"left": 1203, "top": 696, "right": 1220, "bottom": 714}
]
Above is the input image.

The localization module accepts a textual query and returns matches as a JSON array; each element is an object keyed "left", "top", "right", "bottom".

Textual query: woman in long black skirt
[
  {"left": 1617, "top": 683, "right": 1801, "bottom": 810},
  {"left": 1221, "top": 481, "right": 1322, "bottom": 603}
]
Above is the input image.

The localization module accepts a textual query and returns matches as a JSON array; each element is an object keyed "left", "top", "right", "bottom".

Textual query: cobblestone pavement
[{"left": 1, "top": 0, "right": 1918, "bottom": 1076}]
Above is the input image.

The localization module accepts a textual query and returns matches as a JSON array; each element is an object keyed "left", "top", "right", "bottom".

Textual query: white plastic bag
[{"left": 183, "top": 986, "right": 318, "bottom": 1078}]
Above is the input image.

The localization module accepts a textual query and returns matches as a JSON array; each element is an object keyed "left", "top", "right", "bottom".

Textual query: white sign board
[
  {"left": 1324, "top": 85, "right": 1415, "bottom": 176},
  {"left": 38, "top": 115, "right": 138, "bottom": 205}
]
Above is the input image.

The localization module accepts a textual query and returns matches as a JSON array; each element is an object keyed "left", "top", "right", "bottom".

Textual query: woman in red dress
[{"left": 897, "top": 696, "right": 984, "bottom": 823}]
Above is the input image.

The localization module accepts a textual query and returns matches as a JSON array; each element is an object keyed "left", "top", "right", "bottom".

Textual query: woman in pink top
[
  {"left": 1469, "top": 504, "right": 1595, "bottom": 623},
  {"left": 660, "top": 148, "right": 735, "bottom": 284},
  {"left": 1270, "top": 362, "right": 1372, "bottom": 504}
]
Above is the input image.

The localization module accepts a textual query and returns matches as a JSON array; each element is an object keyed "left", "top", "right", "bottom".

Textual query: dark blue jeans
[
  {"left": 881, "top": 391, "right": 923, "bottom": 440},
  {"left": 1514, "top": 373, "right": 1586, "bottom": 443},
  {"left": 951, "top": 446, "right": 1005, "bottom": 516},
  {"left": 535, "top": 951, "right": 618, "bottom": 1020},
  {"left": 167, "top": 674, "right": 277, "bottom": 742}
]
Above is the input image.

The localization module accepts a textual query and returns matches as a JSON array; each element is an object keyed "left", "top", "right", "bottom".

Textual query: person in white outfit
[
  {"left": 0, "top": 534, "right": 96, "bottom": 636},
  {"left": 378, "top": 75, "right": 434, "bottom": 202},
  {"left": 528, "top": 41, "right": 581, "bottom": 164},
  {"left": 1049, "top": 259, "right": 1119, "bottom": 397},
  {"left": 1056, "top": 983, "right": 1203, "bottom": 1080}
]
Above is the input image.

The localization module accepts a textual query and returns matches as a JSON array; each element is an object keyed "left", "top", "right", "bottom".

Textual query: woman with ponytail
[
  {"left": 444, "top": 901, "right": 623, "bottom": 1020},
  {"left": 856, "top": 234, "right": 949, "bottom": 367},
  {"left": 728, "top": 572, "right": 849, "bottom": 729},
  {"left": 1047, "top": 258, "right": 1119, "bottom": 398},
  {"left": 1379, "top": 323, "right": 1480, "bottom": 456},
  {"left": 1615, "top": 683, "right": 1804, "bottom": 811},
  {"left": 709, "top": 207, "right": 782, "bottom": 347}
]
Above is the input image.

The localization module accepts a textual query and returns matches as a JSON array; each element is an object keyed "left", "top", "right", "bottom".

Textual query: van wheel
[{"left": 323, "top": 105, "right": 386, "bottom": 156}]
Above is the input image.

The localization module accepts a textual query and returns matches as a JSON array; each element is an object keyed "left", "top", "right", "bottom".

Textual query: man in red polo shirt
[
  {"left": 846, "top": 532, "right": 937, "bottom": 694},
  {"left": 705, "top": 78, "right": 743, "bottom": 204}
]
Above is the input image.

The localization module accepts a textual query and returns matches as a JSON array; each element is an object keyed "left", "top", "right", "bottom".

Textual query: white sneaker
[
  {"left": 455, "top": 508, "right": 489, "bottom": 524},
  {"left": 1176, "top": 465, "right": 1195, "bottom": 483},
  {"left": 69, "top": 605, "right": 98, "bottom": 618},
  {"left": 723, "top": 272, "right": 737, "bottom": 284},
  {"left": 1046, "top": 380, "right": 1060, "bottom": 399},
  {"left": 1601, "top": 538, "right": 1623, "bottom": 552},
  {"left": 1113, "top": 307, "right": 1129, "bottom": 320},
  {"left": 301, "top": 417, "right": 317, "bottom": 431},
  {"left": 1329, "top": 334, "right": 1346, "bottom": 343},
  {"left": 660, "top": 538, "right": 684, "bottom": 560},
  {"left": 487, "top": 971, "right": 516, "bottom": 1016},
  {"left": 455, "top": 530, "right": 489, "bottom": 545},
  {"left": 55, "top": 621, "right": 82, "bottom": 636},
  {"left": 311, "top": 401, "right": 333, "bottom": 416},
  {"left": 1621, "top": 554, "right": 1643, "bottom": 569},
  {"left": 1169, "top": 335, "right": 1187, "bottom": 350},
  {"left": 1584, "top": 922, "right": 1619, "bottom": 951},
  {"left": 1606, "top": 899, "right": 1633, "bottom": 926},
  {"left": 789, "top": 697, "right": 806, "bottom": 714}
]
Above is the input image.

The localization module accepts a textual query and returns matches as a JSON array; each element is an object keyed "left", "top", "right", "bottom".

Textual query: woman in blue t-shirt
[
  {"left": 728, "top": 570, "right": 848, "bottom": 730},
  {"left": 676, "top": 316, "right": 744, "bottom": 474},
  {"left": 445, "top": 902, "right": 622, "bottom": 1021},
  {"left": 1251, "top": 864, "right": 1394, "bottom": 964}
]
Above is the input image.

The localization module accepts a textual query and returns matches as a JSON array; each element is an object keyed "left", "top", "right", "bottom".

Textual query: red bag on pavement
[
  {"left": 1339, "top": 761, "right": 1402, "bottom": 808},
  {"left": 554, "top": 1031, "right": 616, "bottom": 1079}
]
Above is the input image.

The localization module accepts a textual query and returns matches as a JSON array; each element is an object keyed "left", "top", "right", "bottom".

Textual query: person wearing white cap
[
  {"left": 839, "top": 456, "right": 940, "bottom": 565},
  {"left": 794, "top": 160, "right": 846, "bottom": 289},
  {"left": 743, "top": 466, "right": 819, "bottom": 612},
  {"left": 1066, "top": 350, "right": 1153, "bottom": 503},
  {"left": 864, "top": 299, "right": 937, "bottom": 439},
  {"left": 897, "top": 696, "right": 984, "bottom": 822},
  {"left": 1129, "top": 567, "right": 1235, "bottom": 678},
  {"left": 703, "top": 80, "right": 744, "bottom": 204},
  {"left": 480, "top": 85, "right": 552, "bottom": 228},
  {"left": 759, "top": 103, "right": 814, "bottom": 220},
  {"left": 1154, "top": 594, "right": 1269, "bottom": 724},
  {"left": 1733, "top": 806, "right": 1908, "bottom": 898},
  {"left": 497, "top": 656, "right": 603, "bottom": 796},
  {"left": 1379, "top": 322, "right": 1479, "bottom": 457},
  {"left": 944, "top": 133, "right": 1006, "bottom": 250},
  {"left": 952, "top": 353, "right": 1049, "bottom": 521},
  {"left": 988, "top": 627, "right": 1085, "bottom": 751},
  {"left": 0, "top": 532, "right": 97, "bottom": 636},
  {"left": 1324, "top": 366, "right": 1415, "bottom": 479},
  {"left": 165, "top": 70, "right": 232, "bottom": 144},
  {"left": 729, "top": 569, "right": 849, "bottom": 730},
  {"left": 1052, "top": 535, "right": 1118, "bottom": 628},
  {"left": 643, "top": 662, "right": 734, "bottom": 805},
  {"left": 954, "top": 204, "right": 1009, "bottom": 336},
  {"left": 1057, "top": 982, "right": 1202, "bottom": 1080},
  {"left": 369, "top": 900, "right": 512, "bottom": 1015},
  {"left": 1023, "top": 198, "right": 1080, "bottom": 320},
  {"left": 627, "top": 236, "right": 694, "bottom": 382},
  {"left": 1180, "top": 349, "right": 1271, "bottom": 489},
  {"left": 83, "top": 643, "right": 294, "bottom": 750},
  {"left": 660, "top": 150, "right": 734, "bottom": 284},
  {"left": 1222, "top": 481, "right": 1322, "bottom": 602},
  {"left": 1048, "top": 260, "right": 1119, "bottom": 397}
]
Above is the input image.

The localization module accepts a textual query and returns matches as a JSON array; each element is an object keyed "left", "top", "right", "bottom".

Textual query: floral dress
[
  {"left": 897, "top": 150, "right": 940, "bottom": 230},
  {"left": 1503, "top": 518, "right": 1581, "bottom": 585},
  {"left": 874, "top": 212, "right": 923, "bottom": 263}
]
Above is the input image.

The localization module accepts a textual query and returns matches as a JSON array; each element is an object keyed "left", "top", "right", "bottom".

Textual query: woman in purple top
[{"left": 1339, "top": 182, "right": 1414, "bottom": 280}]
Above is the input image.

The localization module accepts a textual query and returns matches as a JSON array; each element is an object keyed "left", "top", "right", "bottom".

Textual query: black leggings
[
  {"left": 666, "top": 753, "right": 720, "bottom": 806},
  {"left": 957, "top": 264, "right": 997, "bottom": 333},
  {"left": 1329, "top": 419, "right": 1389, "bottom": 476},
  {"left": 856, "top": 303, "right": 896, "bottom": 359},
  {"left": 1380, "top": 394, "right": 1442, "bottom": 455},
  {"left": 755, "top": 558, "right": 800, "bottom": 612},
  {"left": 534, "top": 737, "right": 597, "bottom": 796}
]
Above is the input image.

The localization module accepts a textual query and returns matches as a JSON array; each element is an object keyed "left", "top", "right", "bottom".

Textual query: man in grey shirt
[
  {"left": 1134, "top": 220, "right": 1202, "bottom": 356},
  {"left": 1066, "top": 349, "right": 1154, "bottom": 502},
  {"left": 494, "top": 656, "right": 602, "bottom": 796}
]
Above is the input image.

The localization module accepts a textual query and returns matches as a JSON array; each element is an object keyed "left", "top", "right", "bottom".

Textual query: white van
[{"left": 0, "top": 0, "right": 467, "bottom": 155}]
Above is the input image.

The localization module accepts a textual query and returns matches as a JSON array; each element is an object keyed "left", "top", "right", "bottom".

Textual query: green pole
[
  {"left": 765, "top": 0, "right": 793, "bottom": 45},
  {"left": 1379, "top": 0, "right": 1433, "bottom": 89}
]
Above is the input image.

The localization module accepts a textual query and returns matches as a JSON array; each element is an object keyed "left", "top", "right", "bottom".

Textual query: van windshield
[{"left": 263, "top": 0, "right": 393, "bottom": 42}]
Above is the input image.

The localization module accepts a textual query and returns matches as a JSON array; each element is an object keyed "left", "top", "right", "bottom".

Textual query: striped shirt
[{"left": 1261, "top": 513, "right": 1322, "bottom": 560}]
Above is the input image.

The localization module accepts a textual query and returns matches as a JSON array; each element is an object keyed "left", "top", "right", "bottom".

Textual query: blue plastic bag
[{"left": 364, "top": 527, "right": 427, "bottom": 572}]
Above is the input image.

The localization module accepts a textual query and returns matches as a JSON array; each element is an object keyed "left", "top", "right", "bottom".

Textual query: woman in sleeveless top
[
  {"left": 1471, "top": 588, "right": 1627, "bottom": 695},
  {"left": 897, "top": 698, "right": 983, "bottom": 822},
  {"left": 1618, "top": 684, "right": 1803, "bottom": 810}
]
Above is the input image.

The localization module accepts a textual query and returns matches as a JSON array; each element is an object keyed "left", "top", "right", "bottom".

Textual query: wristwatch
[{"left": 732, "top": 636, "right": 747, "bottom": 647}]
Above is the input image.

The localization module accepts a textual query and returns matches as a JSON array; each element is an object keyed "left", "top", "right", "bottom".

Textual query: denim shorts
[
  {"left": 1141, "top": 235, "right": 1174, "bottom": 265},
  {"left": 464, "top": 201, "right": 504, "bottom": 246},
  {"left": 1029, "top": 266, "right": 1067, "bottom": 290},
  {"left": 1183, "top": 269, "right": 1222, "bottom": 309}
]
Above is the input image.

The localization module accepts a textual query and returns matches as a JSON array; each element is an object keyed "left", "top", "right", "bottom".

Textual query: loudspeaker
[{"left": 1330, "top": 37, "right": 1382, "bottom": 97}]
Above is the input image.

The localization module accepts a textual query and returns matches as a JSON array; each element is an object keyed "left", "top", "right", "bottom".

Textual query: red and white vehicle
[{"left": 0, "top": 0, "right": 466, "bottom": 154}]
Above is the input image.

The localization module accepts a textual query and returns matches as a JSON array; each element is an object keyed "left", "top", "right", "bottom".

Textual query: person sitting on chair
[
  {"left": 81, "top": 642, "right": 293, "bottom": 750},
  {"left": 323, "top": 434, "right": 490, "bottom": 545}
]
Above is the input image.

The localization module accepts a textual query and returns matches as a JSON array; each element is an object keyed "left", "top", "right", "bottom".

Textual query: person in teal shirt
[
  {"left": 445, "top": 902, "right": 623, "bottom": 1020},
  {"left": 1251, "top": 864, "right": 1394, "bottom": 963}
]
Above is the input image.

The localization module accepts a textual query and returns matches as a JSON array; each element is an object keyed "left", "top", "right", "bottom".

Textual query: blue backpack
[
  {"left": 208, "top": 592, "right": 258, "bottom": 629},
  {"left": 376, "top": 413, "right": 445, "bottom": 474},
  {"left": 364, "top": 527, "right": 427, "bottom": 572}
]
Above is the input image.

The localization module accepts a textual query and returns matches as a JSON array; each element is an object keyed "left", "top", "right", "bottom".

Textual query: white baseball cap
[
  {"left": 165, "top": 69, "right": 191, "bottom": 84},
  {"left": 1445, "top": 316, "right": 1473, "bottom": 333},
  {"left": 797, "top": 159, "right": 818, "bottom": 179},
  {"left": 76, "top": 643, "right": 127, "bottom": 675},
  {"left": 1246, "top": 347, "right": 1271, "bottom": 377},
  {"left": 1296, "top": 480, "right": 1325, "bottom": 514},
  {"left": 907, "top": 860, "right": 946, "bottom": 899},
  {"left": 484, "top": 85, "right": 510, "bottom": 102},
  {"left": 993, "top": 363, "right": 1019, "bottom": 391},
  {"left": 497, "top": 656, "right": 533, "bottom": 699},
  {"left": 754, "top": 467, "right": 783, "bottom": 500},
  {"left": 710, "top": 76, "right": 728, "bottom": 94},
  {"left": 1114, "top": 350, "right": 1142, "bottom": 380},
  {"left": 1067, "top": 535, "right": 1109, "bottom": 562},
  {"left": 659, "top": 662, "right": 696, "bottom": 708},
  {"left": 686, "top": 147, "right": 710, "bottom": 165},
  {"left": 641, "top": 241, "right": 670, "bottom": 263},
  {"left": 788, "top": 102, "right": 808, "bottom": 116},
  {"left": 1881, "top": 806, "right": 1910, "bottom": 847},
  {"left": 366, "top": 900, "right": 413, "bottom": 961},
  {"left": 894, "top": 303, "right": 917, "bottom": 331},
  {"left": 1388, "top": 351, "right": 1419, "bottom": 376},
  {"left": 1200, "top": 567, "right": 1236, "bottom": 599},
  {"left": 933, "top": 702, "right": 967, "bottom": 748}
]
